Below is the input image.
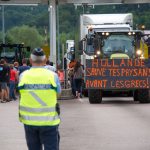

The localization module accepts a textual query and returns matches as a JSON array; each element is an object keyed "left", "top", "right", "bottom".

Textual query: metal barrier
[
  {"left": 60, "top": 79, "right": 71, "bottom": 89},
  {"left": 58, "top": 69, "right": 73, "bottom": 100},
  {"left": 59, "top": 69, "right": 71, "bottom": 89}
]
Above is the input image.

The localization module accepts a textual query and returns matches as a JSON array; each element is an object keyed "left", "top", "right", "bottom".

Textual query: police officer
[{"left": 18, "top": 48, "right": 61, "bottom": 150}]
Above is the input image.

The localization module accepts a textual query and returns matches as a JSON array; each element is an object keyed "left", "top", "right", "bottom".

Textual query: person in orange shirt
[
  {"left": 68, "top": 59, "right": 77, "bottom": 96},
  {"left": 68, "top": 59, "right": 76, "bottom": 69}
]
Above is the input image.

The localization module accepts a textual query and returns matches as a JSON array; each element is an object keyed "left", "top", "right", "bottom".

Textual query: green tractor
[{"left": 0, "top": 43, "right": 30, "bottom": 65}]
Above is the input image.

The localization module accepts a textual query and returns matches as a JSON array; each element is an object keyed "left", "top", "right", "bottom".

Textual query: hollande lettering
[{"left": 91, "top": 59, "right": 145, "bottom": 68}]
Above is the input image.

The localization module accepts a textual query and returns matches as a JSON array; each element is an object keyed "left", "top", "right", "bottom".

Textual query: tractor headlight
[
  {"left": 96, "top": 50, "right": 101, "bottom": 55},
  {"left": 133, "top": 32, "right": 135, "bottom": 35},
  {"left": 91, "top": 56, "right": 94, "bottom": 59},
  {"left": 140, "top": 54, "right": 145, "bottom": 59},
  {"left": 128, "top": 32, "right": 132, "bottom": 36},
  {"left": 136, "top": 49, "right": 142, "bottom": 55},
  {"left": 106, "top": 32, "right": 109, "bottom": 36}
]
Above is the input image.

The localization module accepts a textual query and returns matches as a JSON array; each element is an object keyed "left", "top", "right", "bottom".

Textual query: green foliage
[
  {"left": 6, "top": 25, "right": 44, "bottom": 49},
  {"left": 0, "top": 3, "right": 150, "bottom": 60},
  {"left": 0, "top": 32, "right": 3, "bottom": 43},
  {"left": 59, "top": 5, "right": 77, "bottom": 33},
  {"left": 0, "top": 4, "right": 149, "bottom": 31},
  {"left": 0, "top": 5, "right": 48, "bottom": 30},
  {"left": 1, "top": 4, "right": 150, "bottom": 37},
  {"left": 60, "top": 32, "right": 67, "bottom": 45}
]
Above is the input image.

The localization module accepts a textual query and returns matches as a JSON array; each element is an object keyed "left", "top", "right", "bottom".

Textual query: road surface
[{"left": 1, "top": 97, "right": 150, "bottom": 150}]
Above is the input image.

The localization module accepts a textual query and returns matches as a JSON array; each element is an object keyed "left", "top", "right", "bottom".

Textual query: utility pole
[
  {"left": 57, "top": 4, "right": 60, "bottom": 66},
  {"left": 2, "top": 5, "right": 5, "bottom": 44}
]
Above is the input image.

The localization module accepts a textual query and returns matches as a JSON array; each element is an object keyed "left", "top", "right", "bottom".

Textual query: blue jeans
[
  {"left": 24, "top": 125, "right": 59, "bottom": 150},
  {"left": 9, "top": 80, "right": 16, "bottom": 99}
]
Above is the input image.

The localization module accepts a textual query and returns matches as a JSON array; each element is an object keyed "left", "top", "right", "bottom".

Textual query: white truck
[
  {"left": 64, "top": 40, "right": 75, "bottom": 68},
  {"left": 80, "top": 14, "right": 133, "bottom": 65},
  {"left": 79, "top": 14, "right": 150, "bottom": 104},
  {"left": 66, "top": 40, "right": 75, "bottom": 53}
]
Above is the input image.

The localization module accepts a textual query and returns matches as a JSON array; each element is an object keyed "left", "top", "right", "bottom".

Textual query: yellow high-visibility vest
[{"left": 18, "top": 67, "right": 60, "bottom": 126}]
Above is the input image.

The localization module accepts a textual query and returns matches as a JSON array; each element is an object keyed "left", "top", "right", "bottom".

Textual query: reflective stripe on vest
[
  {"left": 18, "top": 84, "right": 57, "bottom": 91},
  {"left": 20, "top": 114, "right": 59, "bottom": 121},
  {"left": 29, "top": 91, "right": 47, "bottom": 106},
  {"left": 20, "top": 106, "right": 56, "bottom": 113}
]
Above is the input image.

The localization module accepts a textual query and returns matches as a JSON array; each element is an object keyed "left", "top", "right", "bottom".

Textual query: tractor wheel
[
  {"left": 83, "top": 90, "right": 88, "bottom": 97},
  {"left": 88, "top": 89, "right": 102, "bottom": 104},
  {"left": 133, "top": 90, "right": 139, "bottom": 101},
  {"left": 138, "top": 89, "right": 150, "bottom": 103}
]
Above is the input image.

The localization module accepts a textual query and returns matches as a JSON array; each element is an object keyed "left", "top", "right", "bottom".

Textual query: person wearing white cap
[{"left": 18, "top": 48, "right": 61, "bottom": 150}]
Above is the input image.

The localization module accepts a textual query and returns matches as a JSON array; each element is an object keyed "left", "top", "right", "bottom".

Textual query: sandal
[
  {"left": 4, "top": 98, "right": 10, "bottom": 102},
  {"left": 0, "top": 100, "right": 6, "bottom": 103}
]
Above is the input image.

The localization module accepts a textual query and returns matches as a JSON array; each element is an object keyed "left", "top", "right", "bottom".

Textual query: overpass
[
  {"left": 0, "top": 0, "right": 150, "bottom": 64},
  {"left": 1, "top": 0, "right": 150, "bottom": 4}
]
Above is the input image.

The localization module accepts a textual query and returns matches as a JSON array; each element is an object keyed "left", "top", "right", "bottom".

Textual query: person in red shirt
[
  {"left": 57, "top": 69, "right": 64, "bottom": 83},
  {"left": 9, "top": 64, "right": 18, "bottom": 100}
]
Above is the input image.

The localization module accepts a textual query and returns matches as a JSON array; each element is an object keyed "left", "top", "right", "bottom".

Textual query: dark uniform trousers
[{"left": 24, "top": 125, "right": 59, "bottom": 150}]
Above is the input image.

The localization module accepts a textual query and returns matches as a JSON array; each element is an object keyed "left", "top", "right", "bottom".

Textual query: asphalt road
[
  {"left": 1, "top": 97, "right": 150, "bottom": 150},
  {"left": 59, "top": 97, "right": 150, "bottom": 150}
]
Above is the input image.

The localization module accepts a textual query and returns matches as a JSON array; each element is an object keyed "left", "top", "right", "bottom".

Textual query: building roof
[{"left": 0, "top": 0, "right": 150, "bottom": 5}]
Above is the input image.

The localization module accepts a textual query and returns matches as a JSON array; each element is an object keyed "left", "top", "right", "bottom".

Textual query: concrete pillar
[{"left": 49, "top": 0, "right": 57, "bottom": 65}]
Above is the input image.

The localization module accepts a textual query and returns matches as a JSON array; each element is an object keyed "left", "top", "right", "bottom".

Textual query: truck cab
[{"left": 83, "top": 30, "right": 143, "bottom": 59}]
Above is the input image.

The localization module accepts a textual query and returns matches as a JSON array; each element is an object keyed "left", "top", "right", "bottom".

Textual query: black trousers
[
  {"left": 74, "top": 78, "right": 82, "bottom": 93},
  {"left": 24, "top": 125, "right": 59, "bottom": 150}
]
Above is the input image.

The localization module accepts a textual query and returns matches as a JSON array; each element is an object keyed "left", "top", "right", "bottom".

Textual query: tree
[
  {"left": 6, "top": 25, "right": 44, "bottom": 48},
  {"left": 0, "top": 32, "right": 3, "bottom": 43}
]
